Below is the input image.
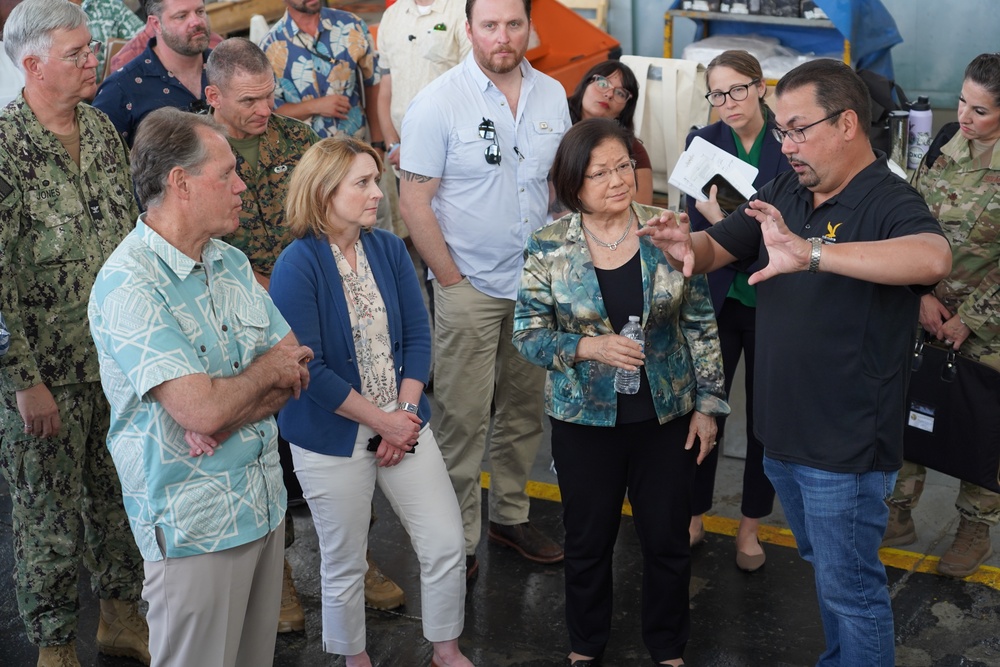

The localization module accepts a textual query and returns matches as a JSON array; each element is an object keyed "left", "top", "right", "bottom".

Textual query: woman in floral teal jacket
[{"left": 513, "top": 119, "right": 729, "bottom": 667}]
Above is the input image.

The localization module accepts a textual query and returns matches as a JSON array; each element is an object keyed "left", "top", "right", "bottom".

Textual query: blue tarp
[{"left": 669, "top": 0, "right": 902, "bottom": 78}]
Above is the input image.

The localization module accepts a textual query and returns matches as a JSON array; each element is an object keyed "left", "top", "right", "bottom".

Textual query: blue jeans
[{"left": 763, "top": 456, "right": 897, "bottom": 667}]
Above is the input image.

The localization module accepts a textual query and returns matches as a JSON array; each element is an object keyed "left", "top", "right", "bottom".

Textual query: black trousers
[
  {"left": 551, "top": 414, "right": 694, "bottom": 663},
  {"left": 691, "top": 298, "right": 775, "bottom": 519}
]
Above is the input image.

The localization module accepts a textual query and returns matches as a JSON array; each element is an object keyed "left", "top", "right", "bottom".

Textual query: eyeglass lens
[
  {"left": 706, "top": 81, "right": 756, "bottom": 107},
  {"left": 69, "top": 41, "right": 102, "bottom": 68},
  {"left": 591, "top": 76, "right": 632, "bottom": 103}
]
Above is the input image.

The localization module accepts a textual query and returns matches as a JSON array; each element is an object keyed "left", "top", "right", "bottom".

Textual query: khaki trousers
[
  {"left": 143, "top": 522, "right": 285, "bottom": 667},
  {"left": 432, "top": 278, "right": 546, "bottom": 554}
]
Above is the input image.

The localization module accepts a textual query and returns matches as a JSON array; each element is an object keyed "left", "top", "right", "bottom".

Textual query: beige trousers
[{"left": 432, "top": 278, "right": 546, "bottom": 554}]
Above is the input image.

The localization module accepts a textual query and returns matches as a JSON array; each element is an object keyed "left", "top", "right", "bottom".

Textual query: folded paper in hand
[{"left": 668, "top": 136, "right": 758, "bottom": 206}]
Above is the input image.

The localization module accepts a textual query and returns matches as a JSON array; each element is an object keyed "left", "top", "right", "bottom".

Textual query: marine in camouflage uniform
[
  {"left": 889, "top": 129, "right": 1000, "bottom": 529},
  {"left": 223, "top": 113, "right": 316, "bottom": 552},
  {"left": 0, "top": 92, "right": 144, "bottom": 645},
  {"left": 226, "top": 112, "right": 319, "bottom": 284}
]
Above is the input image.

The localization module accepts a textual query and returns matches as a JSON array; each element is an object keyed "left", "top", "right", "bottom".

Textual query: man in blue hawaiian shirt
[{"left": 258, "top": 0, "right": 384, "bottom": 149}]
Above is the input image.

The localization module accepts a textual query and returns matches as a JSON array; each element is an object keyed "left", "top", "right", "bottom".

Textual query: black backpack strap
[{"left": 923, "top": 122, "right": 961, "bottom": 169}]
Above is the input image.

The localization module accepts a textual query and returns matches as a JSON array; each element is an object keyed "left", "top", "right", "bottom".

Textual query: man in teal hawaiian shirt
[{"left": 89, "top": 107, "right": 313, "bottom": 666}]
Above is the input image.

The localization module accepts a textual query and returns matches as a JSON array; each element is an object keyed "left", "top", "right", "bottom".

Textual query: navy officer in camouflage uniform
[{"left": 0, "top": 1, "right": 148, "bottom": 665}]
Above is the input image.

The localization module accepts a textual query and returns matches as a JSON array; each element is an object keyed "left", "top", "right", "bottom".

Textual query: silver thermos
[{"left": 888, "top": 110, "right": 910, "bottom": 170}]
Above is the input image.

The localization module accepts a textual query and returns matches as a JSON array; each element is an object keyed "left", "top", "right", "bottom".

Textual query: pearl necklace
[{"left": 581, "top": 208, "right": 634, "bottom": 251}]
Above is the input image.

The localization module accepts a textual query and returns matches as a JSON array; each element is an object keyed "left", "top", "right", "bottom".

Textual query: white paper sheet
[{"left": 668, "top": 136, "right": 759, "bottom": 204}]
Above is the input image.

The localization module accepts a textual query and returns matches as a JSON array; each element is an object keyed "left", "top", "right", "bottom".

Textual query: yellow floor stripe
[{"left": 484, "top": 472, "right": 1000, "bottom": 591}]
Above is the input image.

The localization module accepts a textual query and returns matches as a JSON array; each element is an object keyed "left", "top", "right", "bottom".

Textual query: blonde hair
[{"left": 286, "top": 136, "right": 384, "bottom": 239}]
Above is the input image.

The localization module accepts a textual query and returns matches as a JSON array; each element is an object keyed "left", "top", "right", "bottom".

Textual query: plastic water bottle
[
  {"left": 614, "top": 316, "right": 643, "bottom": 395},
  {"left": 907, "top": 96, "right": 933, "bottom": 170}
]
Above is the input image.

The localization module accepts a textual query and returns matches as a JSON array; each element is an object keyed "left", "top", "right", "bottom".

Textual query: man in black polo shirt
[{"left": 640, "top": 59, "right": 952, "bottom": 667}]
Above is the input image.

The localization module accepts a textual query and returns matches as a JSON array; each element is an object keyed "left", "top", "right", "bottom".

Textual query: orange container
[{"left": 526, "top": 0, "right": 621, "bottom": 95}]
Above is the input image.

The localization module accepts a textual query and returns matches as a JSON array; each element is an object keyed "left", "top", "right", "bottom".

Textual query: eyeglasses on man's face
[
  {"left": 585, "top": 159, "right": 636, "bottom": 184},
  {"left": 771, "top": 109, "right": 846, "bottom": 144},
  {"left": 479, "top": 118, "right": 501, "bottom": 165},
  {"left": 50, "top": 40, "right": 102, "bottom": 69},
  {"left": 590, "top": 75, "right": 633, "bottom": 104},
  {"left": 705, "top": 79, "right": 760, "bottom": 107}
]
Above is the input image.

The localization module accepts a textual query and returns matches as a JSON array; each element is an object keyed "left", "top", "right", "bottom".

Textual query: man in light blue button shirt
[
  {"left": 89, "top": 107, "right": 313, "bottom": 666},
  {"left": 399, "top": 0, "right": 570, "bottom": 573}
]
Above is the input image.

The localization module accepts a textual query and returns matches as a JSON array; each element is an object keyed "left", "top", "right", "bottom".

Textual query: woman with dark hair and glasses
[
  {"left": 514, "top": 118, "right": 729, "bottom": 666},
  {"left": 567, "top": 60, "right": 653, "bottom": 205},
  {"left": 685, "top": 50, "right": 790, "bottom": 572}
]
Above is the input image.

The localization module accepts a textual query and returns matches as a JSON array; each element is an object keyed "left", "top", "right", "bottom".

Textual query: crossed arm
[{"left": 151, "top": 332, "right": 312, "bottom": 439}]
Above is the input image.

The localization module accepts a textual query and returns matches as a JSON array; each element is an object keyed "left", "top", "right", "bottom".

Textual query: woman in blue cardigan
[
  {"left": 269, "top": 137, "right": 471, "bottom": 667},
  {"left": 685, "top": 50, "right": 791, "bottom": 572}
]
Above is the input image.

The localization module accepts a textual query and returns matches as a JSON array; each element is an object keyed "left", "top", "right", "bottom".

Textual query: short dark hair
[
  {"left": 466, "top": 0, "right": 531, "bottom": 23},
  {"left": 775, "top": 58, "right": 872, "bottom": 132},
  {"left": 567, "top": 60, "right": 640, "bottom": 131},
  {"left": 144, "top": 0, "right": 165, "bottom": 18},
  {"left": 207, "top": 37, "right": 272, "bottom": 89},
  {"left": 964, "top": 53, "right": 1000, "bottom": 107},
  {"left": 131, "top": 107, "right": 224, "bottom": 209},
  {"left": 551, "top": 118, "right": 632, "bottom": 215}
]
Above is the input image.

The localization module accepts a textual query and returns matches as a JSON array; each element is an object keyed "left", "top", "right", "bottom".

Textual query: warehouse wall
[{"left": 607, "top": 0, "right": 1000, "bottom": 113}]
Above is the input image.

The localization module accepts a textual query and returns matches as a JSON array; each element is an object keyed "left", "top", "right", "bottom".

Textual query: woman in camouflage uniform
[{"left": 884, "top": 53, "right": 1000, "bottom": 578}]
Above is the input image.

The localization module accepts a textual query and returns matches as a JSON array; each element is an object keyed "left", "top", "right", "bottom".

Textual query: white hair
[{"left": 3, "top": 0, "right": 88, "bottom": 74}]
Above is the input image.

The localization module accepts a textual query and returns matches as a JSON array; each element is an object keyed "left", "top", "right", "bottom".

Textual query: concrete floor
[{"left": 3, "top": 382, "right": 1000, "bottom": 666}]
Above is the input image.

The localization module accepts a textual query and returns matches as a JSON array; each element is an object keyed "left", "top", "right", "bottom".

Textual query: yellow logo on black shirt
[{"left": 823, "top": 222, "right": 843, "bottom": 241}]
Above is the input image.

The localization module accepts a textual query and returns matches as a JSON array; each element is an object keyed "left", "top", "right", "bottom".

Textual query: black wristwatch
[{"left": 371, "top": 141, "right": 386, "bottom": 150}]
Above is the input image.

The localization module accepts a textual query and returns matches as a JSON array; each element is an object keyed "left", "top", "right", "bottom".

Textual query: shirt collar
[
  {"left": 462, "top": 50, "right": 536, "bottom": 94},
  {"left": 785, "top": 151, "right": 892, "bottom": 212},
  {"left": 137, "top": 215, "right": 222, "bottom": 280},
  {"left": 941, "top": 129, "right": 1000, "bottom": 171}
]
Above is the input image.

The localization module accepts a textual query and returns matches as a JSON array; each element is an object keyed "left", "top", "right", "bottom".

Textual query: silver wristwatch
[
  {"left": 398, "top": 402, "right": 419, "bottom": 414},
  {"left": 807, "top": 237, "right": 823, "bottom": 273}
]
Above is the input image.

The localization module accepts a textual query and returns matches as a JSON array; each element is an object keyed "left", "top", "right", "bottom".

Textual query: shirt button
[
  {"left": 200, "top": 345, "right": 206, "bottom": 352},
  {"left": 221, "top": 324, "right": 228, "bottom": 332},
  {"left": 523, "top": 218, "right": 528, "bottom": 223},
  {"left": 259, "top": 430, "right": 265, "bottom": 437},
  {"left": 519, "top": 187, "right": 524, "bottom": 192},
  {"left": 234, "top": 361, "right": 240, "bottom": 369}
]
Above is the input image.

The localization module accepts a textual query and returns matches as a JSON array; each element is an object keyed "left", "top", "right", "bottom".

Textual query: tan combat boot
[
  {"left": 37, "top": 644, "right": 80, "bottom": 667},
  {"left": 278, "top": 558, "right": 305, "bottom": 633},
  {"left": 364, "top": 551, "right": 405, "bottom": 610},
  {"left": 938, "top": 517, "right": 993, "bottom": 578},
  {"left": 881, "top": 505, "right": 917, "bottom": 548},
  {"left": 97, "top": 599, "right": 151, "bottom": 666}
]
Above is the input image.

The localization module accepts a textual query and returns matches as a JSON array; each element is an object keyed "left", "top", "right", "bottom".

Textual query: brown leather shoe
[
  {"left": 97, "top": 599, "right": 150, "bottom": 665},
  {"left": 37, "top": 644, "right": 80, "bottom": 667},
  {"left": 278, "top": 558, "right": 306, "bottom": 633},
  {"left": 488, "top": 521, "right": 564, "bottom": 564}
]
